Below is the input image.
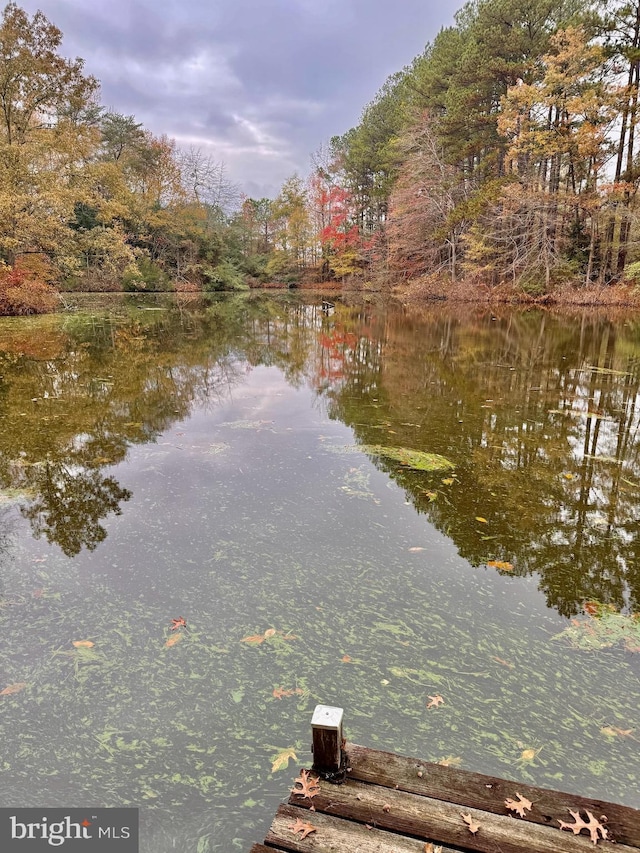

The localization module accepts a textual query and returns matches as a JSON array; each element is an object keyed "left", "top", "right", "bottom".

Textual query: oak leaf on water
[
  {"left": 427, "top": 695, "right": 444, "bottom": 708},
  {"left": 559, "top": 809, "right": 608, "bottom": 844}
]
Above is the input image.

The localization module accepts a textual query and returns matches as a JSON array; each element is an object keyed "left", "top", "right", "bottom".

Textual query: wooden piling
[{"left": 311, "top": 704, "right": 343, "bottom": 772}]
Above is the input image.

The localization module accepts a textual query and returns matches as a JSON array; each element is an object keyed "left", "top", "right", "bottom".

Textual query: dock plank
[
  {"left": 265, "top": 803, "right": 430, "bottom": 852},
  {"left": 346, "top": 743, "right": 640, "bottom": 847},
  {"left": 289, "top": 774, "right": 639, "bottom": 853}
]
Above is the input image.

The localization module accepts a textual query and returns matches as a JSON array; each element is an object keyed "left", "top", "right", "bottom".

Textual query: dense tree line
[
  {"left": 0, "top": 2, "right": 268, "bottom": 312},
  {"left": 7, "top": 0, "right": 640, "bottom": 310},
  {"left": 296, "top": 0, "right": 640, "bottom": 295},
  {"left": 258, "top": 0, "right": 640, "bottom": 296}
]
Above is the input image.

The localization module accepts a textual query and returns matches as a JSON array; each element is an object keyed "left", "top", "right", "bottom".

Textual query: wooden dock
[{"left": 249, "top": 705, "right": 640, "bottom": 853}]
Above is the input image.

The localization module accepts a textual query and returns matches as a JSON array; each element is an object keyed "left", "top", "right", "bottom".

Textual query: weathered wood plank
[
  {"left": 289, "top": 775, "right": 639, "bottom": 853},
  {"left": 265, "top": 803, "right": 430, "bottom": 852},
  {"left": 345, "top": 743, "right": 640, "bottom": 848}
]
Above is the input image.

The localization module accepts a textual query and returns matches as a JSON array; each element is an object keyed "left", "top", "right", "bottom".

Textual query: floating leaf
[
  {"left": 165, "top": 633, "right": 183, "bottom": 648},
  {"left": 600, "top": 725, "right": 635, "bottom": 739},
  {"left": 427, "top": 695, "right": 444, "bottom": 709},
  {"left": 438, "top": 755, "right": 461, "bottom": 767},
  {"left": 341, "top": 655, "right": 352, "bottom": 663},
  {"left": 263, "top": 628, "right": 276, "bottom": 638},
  {"left": 271, "top": 747, "right": 297, "bottom": 773},
  {"left": 519, "top": 747, "right": 541, "bottom": 763},
  {"left": 272, "top": 687, "right": 304, "bottom": 700},
  {"left": 441, "top": 477, "right": 455, "bottom": 485},
  {"left": 241, "top": 634, "right": 265, "bottom": 645},
  {"left": 487, "top": 560, "right": 514, "bottom": 572},
  {"left": 475, "top": 516, "right": 488, "bottom": 524},
  {"left": 492, "top": 656, "right": 514, "bottom": 668},
  {"left": 0, "top": 682, "right": 27, "bottom": 696},
  {"left": 72, "top": 640, "right": 94, "bottom": 648}
]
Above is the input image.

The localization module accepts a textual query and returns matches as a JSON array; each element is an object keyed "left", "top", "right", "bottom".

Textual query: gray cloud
[{"left": 19, "top": 0, "right": 459, "bottom": 197}]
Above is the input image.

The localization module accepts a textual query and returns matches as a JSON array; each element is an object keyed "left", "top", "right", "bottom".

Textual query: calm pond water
[{"left": 1, "top": 292, "right": 639, "bottom": 850}]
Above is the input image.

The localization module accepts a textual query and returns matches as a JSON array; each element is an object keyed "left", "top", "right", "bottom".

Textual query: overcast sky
[{"left": 20, "top": 0, "right": 460, "bottom": 199}]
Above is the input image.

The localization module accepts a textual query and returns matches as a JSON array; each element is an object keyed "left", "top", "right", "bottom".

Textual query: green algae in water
[
  {"left": 554, "top": 606, "right": 640, "bottom": 653},
  {"left": 326, "top": 443, "right": 454, "bottom": 472},
  {"left": 361, "top": 444, "right": 455, "bottom": 472}
]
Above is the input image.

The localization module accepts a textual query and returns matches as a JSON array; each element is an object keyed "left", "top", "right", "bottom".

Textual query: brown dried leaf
[
  {"left": 241, "top": 634, "right": 265, "bottom": 645},
  {"left": 505, "top": 792, "right": 532, "bottom": 818},
  {"left": 461, "top": 813, "right": 480, "bottom": 834},
  {"left": 272, "top": 686, "right": 304, "bottom": 700},
  {"left": 72, "top": 640, "right": 94, "bottom": 648},
  {"left": 559, "top": 809, "right": 608, "bottom": 844},
  {"left": 487, "top": 560, "right": 514, "bottom": 571},
  {"left": 291, "top": 768, "right": 321, "bottom": 800},
  {"left": 165, "top": 633, "right": 183, "bottom": 648},
  {"left": 0, "top": 682, "right": 27, "bottom": 696},
  {"left": 427, "top": 694, "right": 444, "bottom": 708},
  {"left": 288, "top": 817, "right": 317, "bottom": 839}
]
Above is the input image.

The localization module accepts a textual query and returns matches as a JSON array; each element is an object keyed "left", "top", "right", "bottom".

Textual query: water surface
[{"left": 1, "top": 293, "right": 639, "bottom": 851}]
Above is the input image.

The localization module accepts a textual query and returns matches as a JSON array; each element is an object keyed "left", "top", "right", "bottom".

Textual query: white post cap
[{"left": 311, "top": 704, "right": 344, "bottom": 730}]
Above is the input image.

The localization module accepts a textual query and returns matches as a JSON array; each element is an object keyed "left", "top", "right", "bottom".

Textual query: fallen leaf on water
[
  {"left": 291, "top": 768, "right": 320, "bottom": 799},
  {"left": 241, "top": 634, "right": 265, "bottom": 645},
  {"left": 264, "top": 628, "right": 276, "bottom": 638},
  {"left": 461, "top": 813, "right": 480, "bottom": 834},
  {"left": 427, "top": 695, "right": 444, "bottom": 709},
  {"left": 0, "top": 682, "right": 27, "bottom": 696},
  {"left": 475, "top": 516, "right": 488, "bottom": 523},
  {"left": 559, "top": 809, "right": 608, "bottom": 844},
  {"left": 272, "top": 687, "right": 304, "bottom": 700},
  {"left": 165, "top": 633, "right": 183, "bottom": 648},
  {"left": 438, "top": 755, "right": 461, "bottom": 767},
  {"left": 288, "top": 818, "right": 317, "bottom": 840},
  {"left": 341, "top": 654, "right": 352, "bottom": 663},
  {"left": 519, "top": 747, "right": 541, "bottom": 762},
  {"left": 564, "top": 472, "right": 575, "bottom": 480},
  {"left": 72, "top": 640, "right": 95, "bottom": 648},
  {"left": 441, "top": 477, "right": 455, "bottom": 486},
  {"left": 600, "top": 725, "right": 635, "bottom": 739},
  {"left": 491, "top": 656, "right": 514, "bottom": 668},
  {"left": 505, "top": 793, "right": 532, "bottom": 818},
  {"left": 271, "top": 747, "right": 297, "bottom": 773},
  {"left": 487, "top": 560, "right": 514, "bottom": 571}
]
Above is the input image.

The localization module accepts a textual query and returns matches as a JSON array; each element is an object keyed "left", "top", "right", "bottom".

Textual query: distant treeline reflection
[{"left": 1, "top": 294, "right": 640, "bottom": 617}]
